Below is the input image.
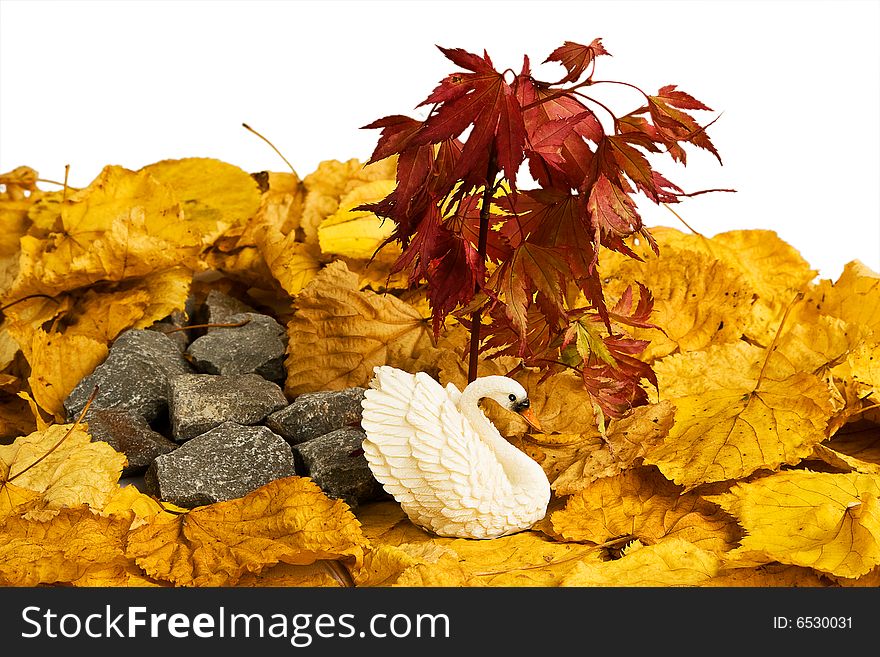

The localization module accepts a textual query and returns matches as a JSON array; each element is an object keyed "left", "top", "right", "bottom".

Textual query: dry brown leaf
[
  {"left": 284, "top": 260, "right": 435, "bottom": 395},
  {"left": 126, "top": 476, "right": 368, "bottom": 587}
]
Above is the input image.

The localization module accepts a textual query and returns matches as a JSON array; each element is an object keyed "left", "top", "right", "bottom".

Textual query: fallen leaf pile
[{"left": 1, "top": 158, "right": 878, "bottom": 587}]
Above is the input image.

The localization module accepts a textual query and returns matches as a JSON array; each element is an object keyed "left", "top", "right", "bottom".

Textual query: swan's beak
[{"left": 518, "top": 407, "right": 543, "bottom": 433}]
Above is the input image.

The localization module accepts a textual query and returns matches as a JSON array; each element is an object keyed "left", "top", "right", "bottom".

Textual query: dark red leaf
[{"left": 543, "top": 39, "right": 610, "bottom": 85}]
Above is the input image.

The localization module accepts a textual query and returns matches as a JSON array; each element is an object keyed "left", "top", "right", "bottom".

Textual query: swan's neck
[{"left": 458, "top": 382, "right": 547, "bottom": 491}]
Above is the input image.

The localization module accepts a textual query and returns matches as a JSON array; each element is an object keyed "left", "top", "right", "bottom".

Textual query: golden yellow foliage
[
  {"left": 704, "top": 563, "right": 831, "bottom": 587},
  {"left": 807, "top": 260, "right": 880, "bottom": 336},
  {"left": 21, "top": 329, "right": 108, "bottom": 419},
  {"left": 6, "top": 160, "right": 258, "bottom": 301},
  {"left": 551, "top": 466, "right": 739, "bottom": 553},
  {"left": 0, "top": 506, "right": 156, "bottom": 586},
  {"left": 515, "top": 401, "right": 674, "bottom": 494},
  {"left": 603, "top": 248, "right": 753, "bottom": 361},
  {"left": 0, "top": 423, "right": 126, "bottom": 516},
  {"left": 284, "top": 260, "right": 435, "bottom": 395},
  {"left": 126, "top": 477, "right": 368, "bottom": 586},
  {"left": 645, "top": 341, "right": 836, "bottom": 488},
  {"left": 707, "top": 471, "right": 880, "bottom": 578},
  {"left": 560, "top": 538, "right": 721, "bottom": 586},
  {"left": 318, "top": 180, "right": 397, "bottom": 260},
  {"left": 354, "top": 500, "right": 604, "bottom": 586},
  {"left": 2, "top": 154, "right": 879, "bottom": 590}
]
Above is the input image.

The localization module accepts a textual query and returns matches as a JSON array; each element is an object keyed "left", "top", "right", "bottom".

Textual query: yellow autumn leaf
[
  {"left": 707, "top": 471, "right": 880, "bottom": 578},
  {"left": 0, "top": 325, "right": 21, "bottom": 373},
  {"left": 140, "top": 157, "right": 261, "bottom": 237},
  {"left": 100, "top": 484, "right": 172, "bottom": 530},
  {"left": 0, "top": 506, "right": 158, "bottom": 586},
  {"left": 602, "top": 248, "right": 753, "bottom": 361},
  {"left": 819, "top": 424, "right": 880, "bottom": 474},
  {"left": 299, "top": 159, "right": 361, "bottom": 243},
  {"left": 251, "top": 171, "right": 305, "bottom": 237},
  {"left": 437, "top": 347, "right": 596, "bottom": 436},
  {"left": 20, "top": 329, "right": 108, "bottom": 419},
  {"left": 703, "top": 563, "right": 831, "bottom": 587},
  {"left": 355, "top": 543, "right": 469, "bottom": 587},
  {"left": 644, "top": 341, "right": 835, "bottom": 488},
  {"left": 237, "top": 562, "right": 344, "bottom": 587},
  {"left": 6, "top": 160, "right": 257, "bottom": 300},
  {"left": 770, "top": 311, "right": 864, "bottom": 379},
  {"left": 126, "top": 476, "right": 368, "bottom": 587},
  {"left": 61, "top": 268, "right": 192, "bottom": 342},
  {"left": 0, "top": 423, "right": 126, "bottom": 512},
  {"left": 806, "top": 260, "right": 880, "bottom": 337},
  {"left": 354, "top": 500, "right": 604, "bottom": 586},
  {"left": 809, "top": 443, "right": 880, "bottom": 476},
  {"left": 252, "top": 217, "right": 324, "bottom": 297},
  {"left": 849, "top": 340, "right": 880, "bottom": 400},
  {"left": 0, "top": 480, "right": 41, "bottom": 522},
  {"left": 602, "top": 227, "right": 816, "bottom": 346},
  {"left": 318, "top": 179, "right": 397, "bottom": 260},
  {"left": 551, "top": 466, "right": 740, "bottom": 553},
  {"left": 0, "top": 192, "right": 32, "bottom": 295},
  {"left": 284, "top": 260, "right": 435, "bottom": 395},
  {"left": 516, "top": 401, "right": 675, "bottom": 495},
  {"left": 560, "top": 537, "right": 720, "bottom": 586}
]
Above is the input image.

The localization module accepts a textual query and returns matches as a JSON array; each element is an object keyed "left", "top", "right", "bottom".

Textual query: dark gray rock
[
  {"left": 64, "top": 329, "right": 195, "bottom": 422},
  {"left": 265, "top": 388, "right": 366, "bottom": 445},
  {"left": 168, "top": 373, "right": 288, "bottom": 441},
  {"left": 292, "top": 427, "right": 383, "bottom": 508},
  {"left": 197, "top": 290, "right": 256, "bottom": 328},
  {"left": 147, "top": 310, "right": 190, "bottom": 351},
  {"left": 143, "top": 421, "right": 297, "bottom": 508},
  {"left": 84, "top": 409, "right": 177, "bottom": 476},
  {"left": 185, "top": 312, "right": 287, "bottom": 382}
]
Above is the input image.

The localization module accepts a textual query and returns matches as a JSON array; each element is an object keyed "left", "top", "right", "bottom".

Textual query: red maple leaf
[
  {"left": 358, "top": 39, "right": 728, "bottom": 422},
  {"left": 543, "top": 38, "right": 610, "bottom": 84},
  {"left": 413, "top": 46, "right": 527, "bottom": 190}
]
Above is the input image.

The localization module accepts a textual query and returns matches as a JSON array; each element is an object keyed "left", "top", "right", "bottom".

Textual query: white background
[{"left": 1, "top": 0, "right": 878, "bottom": 281}]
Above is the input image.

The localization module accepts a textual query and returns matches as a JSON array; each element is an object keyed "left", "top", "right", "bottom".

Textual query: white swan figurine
[{"left": 360, "top": 365, "right": 551, "bottom": 539}]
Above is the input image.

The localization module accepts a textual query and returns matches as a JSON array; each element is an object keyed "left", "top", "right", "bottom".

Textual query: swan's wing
[{"left": 361, "top": 366, "right": 515, "bottom": 535}]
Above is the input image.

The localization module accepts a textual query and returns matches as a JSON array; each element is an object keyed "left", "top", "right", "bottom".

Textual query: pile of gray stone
[{"left": 63, "top": 290, "right": 385, "bottom": 510}]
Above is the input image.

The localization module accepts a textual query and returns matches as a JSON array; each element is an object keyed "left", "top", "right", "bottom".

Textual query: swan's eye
[{"left": 508, "top": 393, "right": 517, "bottom": 402}]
